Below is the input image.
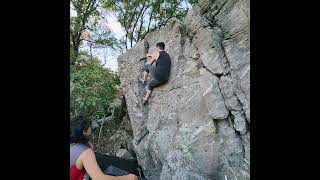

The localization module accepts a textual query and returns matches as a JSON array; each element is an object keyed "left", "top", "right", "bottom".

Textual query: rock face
[
  {"left": 116, "top": 149, "right": 135, "bottom": 161},
  {"left": 91, "top": 96, "right": 136, "bottom": 159},
  {"left": 117, "top": 0, "right": 250, "bottom": 179}
]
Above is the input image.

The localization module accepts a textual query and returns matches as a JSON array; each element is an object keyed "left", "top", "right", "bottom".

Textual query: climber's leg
[
  {"left": 143, "top": 79, "right": 166, "bottom": 105},
  {"left": 141, "top": 63, "right": 151, "bottom": 83},
  {"left": 141, "top": 63, "right": 156, "bottom": 84},
  {"left": 143, "top": 80, "right": 153, "bottom": 103},
  {"left": 147, "top": 79, "right": 167, "bottom": 91},
  {"left": 143, "top": 79, "right": 155, "bottom": 105},
  {"left": 143, "top": 71, "right": 148, "bottom": 81},
  {"left": 146, "top": 63, "right": 156, "bottom": 78},
  {"left": 143, "top": 90, "right": 152, "bottom": 102}
]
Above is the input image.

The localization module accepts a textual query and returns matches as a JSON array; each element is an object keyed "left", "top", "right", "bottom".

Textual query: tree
[
  {"left": 70, "top": 0, "right": 122, "bottom": 121},
  {"left": 103, "top": 0, "right": 197, "bottom": 50},
  {"left": 70, "top": 0, "right": 121, "bottom": 64},
  {"left": 70, "top": 0, "right": 99, "bottom": 60},
  {"left": 70, "top": 52, "right": 120, "bottom": 120}
]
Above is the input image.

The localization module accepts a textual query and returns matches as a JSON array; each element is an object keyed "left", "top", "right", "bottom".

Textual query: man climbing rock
[{"left": 140, "top": 42, "right": 171, "bottom": 105}]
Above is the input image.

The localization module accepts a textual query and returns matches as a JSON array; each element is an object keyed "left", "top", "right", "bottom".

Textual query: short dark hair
[
  {"left": 70, "top": 115, "right": 91, "bottom": 144},
  {"left": 156, "top": 42, "right": 165, "bottom": 50}
]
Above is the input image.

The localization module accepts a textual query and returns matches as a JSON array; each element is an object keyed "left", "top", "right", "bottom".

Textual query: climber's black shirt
[{"left": 154, "top": 51, "right": 171, "bottom": 81}]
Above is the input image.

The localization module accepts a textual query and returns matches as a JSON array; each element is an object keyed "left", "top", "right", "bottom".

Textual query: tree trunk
[
  {"left": 73, "top": 32, "right": 81, "bottom": 58},
  {"left": 125, "top": 34, "right": 128, "bottom": 50},
  {"left": 136, "top": 5, "right": 149, "bottom": 42},
  {"left": 130, "top": 1, "right": 147, "bottom": 47},
  {"left": 141, "top": 7, "right": 154, "bottom": 40}
]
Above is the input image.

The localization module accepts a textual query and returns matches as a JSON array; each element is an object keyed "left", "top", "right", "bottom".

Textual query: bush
[{"left": 70, "top": 53, "right": 120, "bottom": 121}]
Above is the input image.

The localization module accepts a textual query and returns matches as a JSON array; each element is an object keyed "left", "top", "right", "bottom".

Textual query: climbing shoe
[
  {"left": 142, "top": 99, "right": 148, "bottom": 106},
  {"left": 139, "top": 79, "right": 146, "bottom": 85}
]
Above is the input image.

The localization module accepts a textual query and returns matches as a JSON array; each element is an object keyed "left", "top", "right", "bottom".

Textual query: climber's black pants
[
  {"left": 146, "top": 79, "right": 167, "bottom": 91},
  {"left": 144, "top": 63, "right": 156, "bottom": 77},
  {"left": 144, "top": 64, "right": 168, "bottom": 91}
]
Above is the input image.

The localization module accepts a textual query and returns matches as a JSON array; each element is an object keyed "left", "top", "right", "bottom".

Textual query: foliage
[
  {"left": 103, "top": 0, "right": 197, "bottom": 49},
  {"left": 70, "top": 0, "right": 122, "bottom": 122},
  {"left": 70, "top": 0, "right": 99, "bottom": 60},
  {"left": 70, "top": 0, "right": 121, "bottom": 64},
  {"left": 70, "top": 52, "right": 120, "bottom": 121},
  {"left": 69, "top": 0, "right": 198, "bottom": 121}
]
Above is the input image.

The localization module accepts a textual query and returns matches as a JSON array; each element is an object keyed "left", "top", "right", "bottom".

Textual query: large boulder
[
  {"left": 118, "top": 0, "right": 250, "bottom": 179},
  {"left": 116, "top": 149, "right": 134, "bottom": 161}
]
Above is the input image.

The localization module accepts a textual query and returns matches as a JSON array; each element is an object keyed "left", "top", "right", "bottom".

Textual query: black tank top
[{"left": 154, "top": 51, "right": 171, "bottom": 81}]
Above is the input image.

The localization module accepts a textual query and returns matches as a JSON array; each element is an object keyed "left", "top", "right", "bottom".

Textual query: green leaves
[
  {"left": 70, "top": 52, "right": 120, "bottom": 120},
  {"left": 102, "top": 0, "right": 196, "bottom": 49},
  {"left": 70, "top": 0, "right": 100, "bottom": 57},
  {"left": 70, "top": 0, "right": 198, "bottom": 120}
]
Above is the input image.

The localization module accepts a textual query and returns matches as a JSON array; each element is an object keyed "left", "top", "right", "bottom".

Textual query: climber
[
  {"left": 70, "top": 115, "right": 139, "bottom": 180},
  {"left": 140, "top": 42, "right": 171, "bottom": 105}
]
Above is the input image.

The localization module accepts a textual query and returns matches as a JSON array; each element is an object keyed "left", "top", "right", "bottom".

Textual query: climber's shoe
[
  {"left": 142, "top": 99, "right": 148, "bottom": 106},
  {"left": 139, "top": 79, "right": 146, "bottom": 85}
]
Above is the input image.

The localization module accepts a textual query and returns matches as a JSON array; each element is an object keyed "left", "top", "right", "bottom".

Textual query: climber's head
[
  {"left": 70, "top": 115, "right": 91, "bottom": 144},
  {"left": 156, "top": 42, "right": 165, "bottom": 52}
]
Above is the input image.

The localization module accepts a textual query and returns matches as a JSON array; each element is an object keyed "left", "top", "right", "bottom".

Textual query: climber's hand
[
  {"left": 145, "top": 51, "right": 158, "bottom": 65},
  {"left": 146, "top": 59, "right": 153, "bottom": 65}
]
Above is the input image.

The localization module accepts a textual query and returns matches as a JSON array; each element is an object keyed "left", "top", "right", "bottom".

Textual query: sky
[
  {"left": 81, "top": 12, "right": 124, "bottom": 72},
  {"left": 70, "top": 5, "right": 124, "bottom": 71},
  {"left": 70, "top": 2, "right": 192, "bottom": 72}
]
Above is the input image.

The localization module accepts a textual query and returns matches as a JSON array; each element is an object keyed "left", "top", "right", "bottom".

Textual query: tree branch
[
  {"left": 130, "top": 1, "right": 147, "bottom": 47},
  {"left": 141, "top": 7, "right": 154, "bottom": 40},
  {"left": 89, "top": 42, "right": 93, "bottom": 60},
  {"left": 97, "top": 119, "right": 104, "bottom": 145},
  {"left": 136, "top": 5, "right": 149, "bottom": 42},
  {"left": 102, "top": 47, "right": 107, "bottom": 67}
]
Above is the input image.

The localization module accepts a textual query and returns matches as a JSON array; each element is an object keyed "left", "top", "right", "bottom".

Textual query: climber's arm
[
  {"left": 150, "top": 51, "right": 159, "bottom": 64},
  {"left": 146, "top": 58, "right": 154, "bottom": 65},
  {"left": 80, "top": 148, "right": 137, "bottom": 180}
]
